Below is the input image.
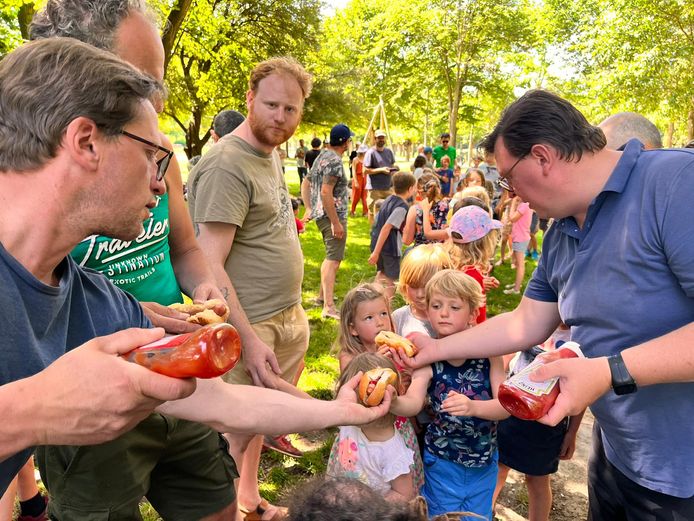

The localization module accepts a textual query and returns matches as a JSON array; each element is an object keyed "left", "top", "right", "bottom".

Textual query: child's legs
[
  {"left": 375, "top": 272, "right": 396, "bottom": 301},
  {"left": 511, "top": 242, "right": 528, "bottom": 289},
  {"left": 359, "top": 187, "right": 368, "bottom": 214},
  {"left": 525, "top": 474, "right": 552, "bottom": 521},
  {"left": 492, "top": 462, "right": 512, "bottom": 510},
  {"left": 375, "top": 254, "right": 400, "bottom": 301}
]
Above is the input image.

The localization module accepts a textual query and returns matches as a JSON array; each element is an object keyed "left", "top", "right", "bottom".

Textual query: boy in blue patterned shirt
[{"left": 391, "top": 269, "right": 508, "bottom": 519}]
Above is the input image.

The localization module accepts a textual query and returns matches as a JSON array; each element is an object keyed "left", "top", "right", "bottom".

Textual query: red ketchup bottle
[
  {"left": 498, "top": 341, "right": 582, "bottom": 420},
  {"left": 124, "top": 323, "right": 242, "bottom": 378}
]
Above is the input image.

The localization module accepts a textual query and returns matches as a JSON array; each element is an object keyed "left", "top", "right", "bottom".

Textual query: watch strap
[{"left": 608, "top": 353, "right": 637, "bottom": 395}]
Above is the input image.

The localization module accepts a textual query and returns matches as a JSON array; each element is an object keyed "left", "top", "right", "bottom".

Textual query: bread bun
[
  {"left": 169, "top": 299, "right": 230, "bottom": 325},
  {"left": 358, "top": 368, "right": 398, "bottom": 407},
  {"left": 374, "top": 331, "right": 418, "bottom": 357}
]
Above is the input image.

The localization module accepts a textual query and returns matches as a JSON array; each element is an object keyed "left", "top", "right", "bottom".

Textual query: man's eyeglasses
[
  {"left": 497, "top": 155, "right": 526, "bottom": 193},
  {"left": 120, "top": 130, "right": 174, "bottom": 181}
]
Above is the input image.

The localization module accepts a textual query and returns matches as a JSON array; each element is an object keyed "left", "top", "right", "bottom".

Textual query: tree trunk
[
  {"left": 162, "top": 0, "right": 194, "bottom": 76},
  {"left": 688, "top": 101, "right": 694, "bottom": 141},
  {"left": 665, "top": 122, "right": 674, "bottom": 148},
  {"left": 17, "top": 3, "right": 36, "bottom": 39}
]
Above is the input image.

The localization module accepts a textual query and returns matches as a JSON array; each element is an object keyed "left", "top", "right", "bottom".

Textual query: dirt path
[{"left": 495, "top": 412, "right": 593, "bottom": 520}]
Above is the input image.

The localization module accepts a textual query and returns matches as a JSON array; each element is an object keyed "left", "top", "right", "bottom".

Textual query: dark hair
[
  {"left": 287, "top": 476, "right": 422, "bottom": 521},
  {"left": 481, "top": 89, "right": 607, "bottom": 162},
  {"left": 440, "top": 132, "right": 450, "bottom": 139},
  {"left": 413, "top": 155, "right": 426, "bottom": 168},
  {"left": 213, "top": 110, "right": 245, "bottom": 138},
  {"left": 291, "top": 198, "right": 299, "bottom": 211},
  {"left": 0, "top": 38, "right": 160, "bottom": 172},
  {"left": 310, "top": 137, "right": 322, "bottom": 148},
  {"left": 393, "top": 171, "right": 417, "bottom": 194}
]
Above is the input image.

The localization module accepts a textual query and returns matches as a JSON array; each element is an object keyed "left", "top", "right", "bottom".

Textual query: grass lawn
[{"left": 137, "top": 159, "right": 539, "bottom": 519}]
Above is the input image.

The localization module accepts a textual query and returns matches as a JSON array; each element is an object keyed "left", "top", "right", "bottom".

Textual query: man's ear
[
  {"left": 246, "top": 89, "right": 254, "bottom": 110},
  {"left": 529, "top": 143, "right": 555, "bottom": 175},
  {"left": 63, "top": 117, "right": 102, "bottom": 172}
]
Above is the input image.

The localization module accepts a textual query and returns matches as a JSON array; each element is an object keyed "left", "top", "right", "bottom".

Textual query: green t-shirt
[
  {"left": 187, "top": 135, "right": 303, "bottom": 323},
  {"left": 70, "top": 193, "right": 183, "bottom": 305},
  {"left": 432, "top": 145, "right": 456, "bottom": 168}
]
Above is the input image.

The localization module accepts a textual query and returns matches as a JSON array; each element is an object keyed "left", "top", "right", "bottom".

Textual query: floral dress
[{"left": 413, "top": 198, "right": 450, "bottom": 245}]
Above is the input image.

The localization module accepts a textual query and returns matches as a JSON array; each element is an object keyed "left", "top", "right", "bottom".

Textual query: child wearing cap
[
  {"left": 350, "top": 144, "right": 369, "bottom": 217},
  {"left": 443, "top": 205, "right": 502, "bottom": 323}
]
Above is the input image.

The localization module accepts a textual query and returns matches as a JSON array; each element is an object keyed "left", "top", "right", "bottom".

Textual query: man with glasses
[
  {"left": 432, "top": 132, "right": 456, "bottom": 168},
  {"left": 404, "top": 89, "right": 694, "bottom": 520}
]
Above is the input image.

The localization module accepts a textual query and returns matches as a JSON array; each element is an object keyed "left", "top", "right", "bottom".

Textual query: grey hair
[
  {"left": 598, "top": 112, "right": 663, "bottom": 150},
  {"left": 30, "top": 0, "right": 155, "bottom": 50},
  {"left": 0, "top": 38, "right": 161, "bottom": 172}
]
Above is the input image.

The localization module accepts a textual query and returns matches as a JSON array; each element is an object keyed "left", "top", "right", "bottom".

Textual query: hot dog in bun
[
  {"left": 169, "top": 299, "right": 230, "bottom": 325},
  {"left": 358, "top": 367, "right": 398, "bottom": 407},
  {"left": 374, "top": 330, "right": 418, "bottom": 357}
]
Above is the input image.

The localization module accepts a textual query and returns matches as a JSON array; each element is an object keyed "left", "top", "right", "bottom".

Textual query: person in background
[
  {"left": 211, "top": 109, "right": 246, "bottom": 143},
  {"left": 296, "top": 138, "right": 309, "bottom": 184},
  {"left": 432, "top": 132, "right": 456, "bottom": 168},
  {"left": 350, "top": 144, "right": 369, "bottom": 217},
  {"left": 364, "top": 129, "right": 399, "bottom": 223},
  {"left": 305, "top": 137, "right": 322, "bottom": 171},
  {"left": 598, "top": 112, "right": 662, "bottom": 150}
]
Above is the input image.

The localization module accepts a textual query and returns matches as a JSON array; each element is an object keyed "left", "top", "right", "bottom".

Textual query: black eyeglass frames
[{"left": 120, "top": 130, "right": 174, "bottom": 181}]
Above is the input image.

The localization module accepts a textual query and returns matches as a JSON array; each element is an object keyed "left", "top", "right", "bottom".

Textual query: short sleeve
[
  {"left": 386, "top": 207, "right": 407, "bottom": 228},
  {"left": 192, "top": 164, "right": 251, "bottom": 227},
  {"left": 381, "top": 434, "right": 414, "bottom": 482}
]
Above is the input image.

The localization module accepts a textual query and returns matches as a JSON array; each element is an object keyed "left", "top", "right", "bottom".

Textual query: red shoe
[
  {"left": 262, "top": 435, "right": 303, "bottom": 458},
  {"left": 17, "top": 495, "right": 48, "bottom": 521}
]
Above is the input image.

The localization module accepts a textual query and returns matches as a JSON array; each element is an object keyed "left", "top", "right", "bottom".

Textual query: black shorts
[
  {"left": 377, "top": 253, "right": 401, "bottom": 280},
  {"left": 498, "top": 415, "right": 569, "bottom": 476}
]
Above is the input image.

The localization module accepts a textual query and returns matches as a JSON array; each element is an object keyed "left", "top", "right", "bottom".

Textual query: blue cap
[
  {"left": 424, "top": 146, "right": 433, "bottom": 153},
  {"left": 330, "top": 124, "right": 355, "bottom": 146}
]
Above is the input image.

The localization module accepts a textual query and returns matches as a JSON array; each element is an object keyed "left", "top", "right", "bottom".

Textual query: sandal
[{"left": 240, "top": 500, "right": 287, "bottom": 521}]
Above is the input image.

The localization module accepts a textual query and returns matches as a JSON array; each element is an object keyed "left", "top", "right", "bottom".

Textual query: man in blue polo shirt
[{"left": 405, "top": 90, "right": 694, "bottom": 519}]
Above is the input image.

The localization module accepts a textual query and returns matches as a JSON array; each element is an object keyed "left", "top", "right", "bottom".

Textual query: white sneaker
[{"left": 503, "top": 288, "right": 520, "bottom": 295}]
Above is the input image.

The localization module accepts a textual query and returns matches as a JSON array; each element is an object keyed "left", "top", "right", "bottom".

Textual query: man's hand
[
  {"left": 28, "top": 328, "right": 196, "bottom": 447},
  {"left": 331, "top": 220, "right": 345, "bottom": 239},
  {"left": 532, "top": 356, "right": 611, "bottom": 426},
  {"left": 335, "top": 372, "right": 394, "bottom": 425},
  {"left": 441, "top": 389, "right": 475, "bottom": 417},
  {"left": 242, "top": 336, "right": 282, "bottom": 388},
  {"left": 390, "top": 332, "right": 438, "bottom": 369},
  {"left": 141, "top": 302, "right": 200, "bottom": 334}
]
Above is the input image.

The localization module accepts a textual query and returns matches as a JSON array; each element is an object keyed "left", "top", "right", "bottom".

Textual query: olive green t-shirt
[{"left": 187, "top": 135, "right": 303, "bottom": 323}]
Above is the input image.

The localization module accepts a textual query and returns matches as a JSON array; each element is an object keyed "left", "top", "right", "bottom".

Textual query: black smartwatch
[{"left": 607, "top": 353, "right": 638, "bottom": 395}]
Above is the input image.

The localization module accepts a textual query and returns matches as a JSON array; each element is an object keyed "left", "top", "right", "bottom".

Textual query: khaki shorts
[
  {"left": 316, "top": 216, "right": 347, "bottom": 261},
  {"left": 37, "top": 416, "right": 237, "bottom": 520},
  {"left": 223, "top": 302, "right": 309, "bottom": 386},
  {"left": 368, "top": 188, "right": 394, "bottom": 217}
]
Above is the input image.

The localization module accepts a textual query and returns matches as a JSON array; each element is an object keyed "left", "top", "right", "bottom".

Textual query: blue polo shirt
[{"left": 525, "top": 140, "right": 694, "bottom": 497}]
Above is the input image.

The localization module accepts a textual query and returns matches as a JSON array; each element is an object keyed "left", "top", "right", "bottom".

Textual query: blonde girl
[
  {"left": 326, "top": 353, "right": 416, "bottom": 502},
  {"left": 449, "top": 185, "right": 492, "bottom": 221},
  {"left": 392, "top": 244, "right": 453, "bottom": 338},
  {"left": 444, "top": 205, "right": 502, "bottom": 323},
  {"left": 331, "top": 283, "right": 424, "bottom": 491}
]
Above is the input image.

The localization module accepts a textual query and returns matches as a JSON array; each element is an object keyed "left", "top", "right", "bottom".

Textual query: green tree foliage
[{"left": 156, "top": 0, "right": 321, "bottom": 158}]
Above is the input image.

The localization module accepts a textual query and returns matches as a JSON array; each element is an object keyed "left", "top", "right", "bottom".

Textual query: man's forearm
[
  {"left": 435, "top": 298, "right": 561, "bottom": 362},
  {"left": 170, "top": 246, "right": 217, "bottom": 298},
  {"left": 622, "top": 321, "right": 694, "bottom": 387},
  {"left": 320, "top": 189, "right": 340, "bottom": 225},
  {"left": 158, "top": 378, "right": 354, "bottom": 435},
  {"left": 208, "top": 263, "right": 258, "bottom": 345}
]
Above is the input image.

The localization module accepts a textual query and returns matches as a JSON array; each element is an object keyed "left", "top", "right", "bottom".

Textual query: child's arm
[
  {"left": 386, "top": 471, "right": 416, "bottom": 502},
  {"left": 338, "top": 352, "right": 354, "bottom": 374},
  {"left": 271, "top": 373, "right": 313, "bottom": 399},
  {"left": 420, "top": 198, "right": 449, "bottom": 242},
  {"left": 441, "top": 356, "right": 510, "bottom": 420},
  {"left": 559, "top": 409, "right": 586, "bottom": 460},
  {"left": 401, "top": 206, "right": 418, "bottom": 246},
  {"left": 390, "top": 366, "right": 432, "bottom": 417},
  {"left": 368, "top": 223, "right": 394, "bottom": 265}
]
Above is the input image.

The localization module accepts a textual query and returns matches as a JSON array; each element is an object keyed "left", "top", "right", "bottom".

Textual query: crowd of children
[{"left": 309, "top": 149, "right": 583, "bottom": 521}]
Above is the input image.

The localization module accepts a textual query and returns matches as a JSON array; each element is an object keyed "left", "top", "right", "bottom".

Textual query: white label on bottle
[{"left": 509, "top": 359, "right": 558, "bottom": 396}]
